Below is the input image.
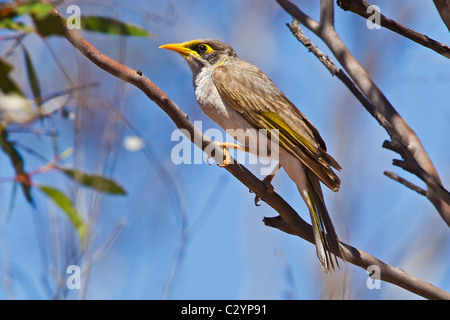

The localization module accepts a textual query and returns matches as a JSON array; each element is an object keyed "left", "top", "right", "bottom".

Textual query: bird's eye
[{"left": 197, "top": 44, "right": 208, "bottom": 54}]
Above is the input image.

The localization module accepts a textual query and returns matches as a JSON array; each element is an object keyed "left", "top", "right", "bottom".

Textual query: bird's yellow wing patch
[
  {"left": 260, "top": 111, "right": 315, "bottom": 154},
  {"left": 212, "top": 62, "right": 341, "bottom": 191}
]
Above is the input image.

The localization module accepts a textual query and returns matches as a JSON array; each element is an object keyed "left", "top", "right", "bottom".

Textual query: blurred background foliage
[{"left": 0, "top": 0, "right": 448, "bottom": 299}]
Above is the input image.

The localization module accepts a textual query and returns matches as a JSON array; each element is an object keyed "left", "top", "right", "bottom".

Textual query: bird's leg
[
  {"left": 207, "top": 141, "right": 280, "bottom": 205},
  {"left": 206, "top": 142, "right": 249, "bottom": 167},
  {"left": 254, "top": 164, "right": 281, "bottom": 206}
]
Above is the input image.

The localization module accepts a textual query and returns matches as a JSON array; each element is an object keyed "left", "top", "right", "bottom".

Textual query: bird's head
[{"left": 160, "top": 39, "right": 236, "bottom": 74}]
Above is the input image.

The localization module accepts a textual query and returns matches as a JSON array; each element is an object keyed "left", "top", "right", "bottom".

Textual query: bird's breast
[
  {"left": 193, "top": 67, "right": 276, "bottom": 158},
  {"left": 194, "top": 67, "right": 250, "bottom": 131}
]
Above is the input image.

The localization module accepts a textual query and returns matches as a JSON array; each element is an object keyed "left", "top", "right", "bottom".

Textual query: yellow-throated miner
[{"left": 160, "top": 39, "right": 343, "bottom": 271}]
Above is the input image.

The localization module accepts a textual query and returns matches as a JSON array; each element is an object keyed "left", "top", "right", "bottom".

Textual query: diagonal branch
[
  {"left": 51, "top": 8, "right": 450, "bottom": 300},
  {"left": 277, "top": 0, "right": 450, "bottom": 227},
  {"left": 384, "top": 171, "right": 427, "bottom": 197},
  {"left": 337, "top": 0, "right": 450, "bottom": 58},
  {"left": 286, "top": 20, "right": 374, "bottom": 121}
]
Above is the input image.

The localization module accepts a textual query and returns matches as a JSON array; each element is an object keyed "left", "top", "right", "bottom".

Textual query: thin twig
[
  {"left": 384, "top": 171, "right": 427, "bottom": 197},
  {"left": 337, "top": 0, "right": 450, "bottom": 58},
  {"left": 287, "top": 20, "right": 375, "bottom": 118}
]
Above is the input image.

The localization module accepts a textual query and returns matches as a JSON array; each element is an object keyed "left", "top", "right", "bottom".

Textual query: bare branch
[
  {"left": 277, "top": 0, "right": 320, "bottom": 32},
  {"left": 320, "top": 0, "right": 335, "bottom": 28},
  {"left": 277, "top": 0, "right": 450, "bottom": 227},
  {"left": 337, "top": 0, "right": 450, "bottom": 58},
  {"left": 265, "top": 213, "right": 450, "bottom": 300},
  {"left": 384, "top": 171, "right": 427, "bottom": 197},
  {"left": 286, "top": 20, "right": 376, "bottom": 121}
]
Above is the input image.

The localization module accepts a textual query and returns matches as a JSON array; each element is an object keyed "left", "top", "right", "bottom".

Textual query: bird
[{"left": 160, "top": 39, "right": 343, "bottom": 271}]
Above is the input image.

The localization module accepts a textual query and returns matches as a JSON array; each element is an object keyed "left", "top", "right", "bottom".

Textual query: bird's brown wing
[{"left": 213, "top": 61, "right": 341, "bottom": 191}]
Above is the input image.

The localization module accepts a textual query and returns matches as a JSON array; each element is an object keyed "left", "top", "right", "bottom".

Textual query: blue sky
[{"left": 0, "top": 0, "right": 449, "bottom": 299}]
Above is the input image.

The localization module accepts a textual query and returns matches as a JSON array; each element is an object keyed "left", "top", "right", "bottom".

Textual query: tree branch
[
  {"left": 320, "top": 0, "right": 335, "bottom": 28},
  {"left": 384, "top": 171, "right": 427, "bottom": 197},
  {"left": 264, "top": 214, "right": 449, "bottom": 300},
  {"left": 52, "top": 8, "right": 450, "bottom": 300},
  {"left": 277, "top": 0, "right": 450, "bottom": 227},
  {"left": 337, "top": 0, "right": 450, "bottom": 59},
  {"left": 286, "top": 20, "right": 375, "bottom": 122}
]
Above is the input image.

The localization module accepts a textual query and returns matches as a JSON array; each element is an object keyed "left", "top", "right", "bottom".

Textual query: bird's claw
[
  {"left": 205, "top": 143, "right": 233, "bottom": 167},
  {"left": 254, "top": 176, "right": 275, "bottom": 206},
  {"left": 217, "top": 147, "right": 232, "bottom": 167}
]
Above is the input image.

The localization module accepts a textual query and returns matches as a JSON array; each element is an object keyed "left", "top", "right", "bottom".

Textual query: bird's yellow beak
[{"left": 159, "top": 41, "right": 202, "bottom": 59}]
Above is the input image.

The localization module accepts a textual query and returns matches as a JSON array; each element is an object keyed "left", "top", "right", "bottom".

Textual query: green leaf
[
  {"left": 0, "top": 2, "right": 59, "bottom": 35},
  {"left": 0, "top": 56, "right": 12, "bottom": 75},
  {"left": 38, "top": 185, "right": 88, "bottom": 241},
  {"left": 32, "top": 10, "right": 65, "bottom": 37},
  {"left": 0, "top": 57, "right": 24, "bottom": 95},
  {"left": 80, "top": 16, "right": 151, "bottom": 37},
  {"left": 24, "top": 3, "right": 65, "bottom": 38},
  {"left": 62, "top": 168, "right": 127, "bottom": 195},
  {"left": 14, "top": 2, "right": 53, "bottom": 20},
  {"left": 0, "top": 130, "right": 33, "bottom": 204},
  {"left": 23, "top": 46, "right": 42, "bottom": 107},
  {"left": 0, "top": 17, "right": 33, "bottom": 32}
]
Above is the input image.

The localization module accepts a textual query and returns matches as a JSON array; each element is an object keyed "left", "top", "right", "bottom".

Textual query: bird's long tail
[{"left": 305, "top": 169, "right": 342, "bottom": 272}]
